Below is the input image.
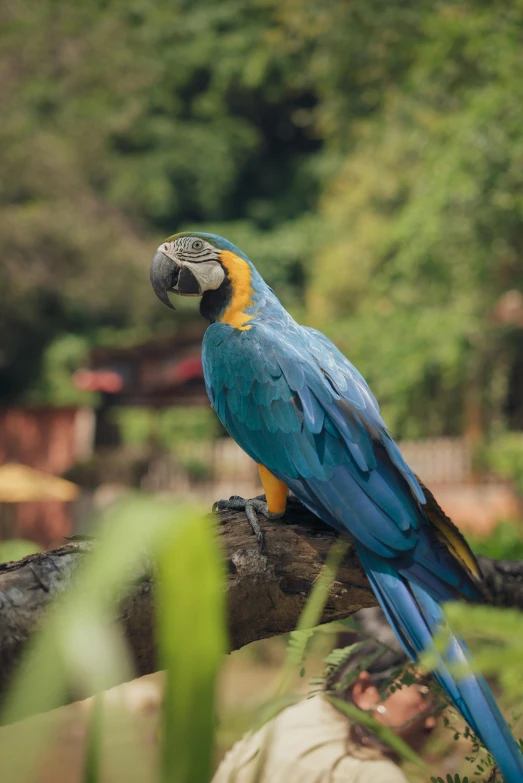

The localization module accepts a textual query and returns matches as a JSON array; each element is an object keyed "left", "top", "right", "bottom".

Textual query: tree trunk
[{"left": 0, "top": 496, "right": 521, "bottom": 721}]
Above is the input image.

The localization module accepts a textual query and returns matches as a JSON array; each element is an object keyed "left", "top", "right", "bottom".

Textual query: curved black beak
[{"left": 150, "top": 250, "right": 179, "bottom": 310}]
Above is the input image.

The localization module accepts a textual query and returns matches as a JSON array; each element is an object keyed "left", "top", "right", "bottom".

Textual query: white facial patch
[{"left": 182, "top": 259, "right": 225, "bottom": 292}]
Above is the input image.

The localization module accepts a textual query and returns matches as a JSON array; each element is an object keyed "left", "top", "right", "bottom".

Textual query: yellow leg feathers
[{"left": 258, "top": 464, "right": 288, "bottom": 517}]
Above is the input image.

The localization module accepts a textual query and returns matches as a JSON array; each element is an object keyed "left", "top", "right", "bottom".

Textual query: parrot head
[
  {"left": 150, "top": 233, "right": 227, "bottom": 310},
  {"left": 150, "top": 232, "right": 264, "bottom": 327}
]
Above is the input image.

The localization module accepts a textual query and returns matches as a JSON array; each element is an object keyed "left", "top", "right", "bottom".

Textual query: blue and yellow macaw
[{"left": 150, "top": 232, "right": 523, "bottom": 780}]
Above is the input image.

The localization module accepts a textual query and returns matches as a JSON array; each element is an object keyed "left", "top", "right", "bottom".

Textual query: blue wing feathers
[
  {"left": 381, "top": 432, "right": 426, "bottom": 505},
  {"left": 272, "top": 398, "right": 300, "bottom": 433},
  {"left": 202, "top": 300, "right": 523, "bottom": 781},
  {"left": 234, "top": 373, "right": 252, "bottom": 396},
  {"left": 277, "top": 355, "right": 306, "bottom": 391},
  {"left": 245, "top": 394, "right": 262, "bottom": 430},
  {"left": 204, "top": 321, "right": 426, "bottom": 547},
  {"left": 297, "top": 385, "right": 324, "bottom": 434},
  {"left": 252, "top": 380, "right": 276, "bottom": 407},
  {"left": 260, "top": 403, "right": 279, "bottom": 433}
]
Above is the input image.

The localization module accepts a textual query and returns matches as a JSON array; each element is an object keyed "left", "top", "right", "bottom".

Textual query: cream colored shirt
[{"left": 213, "top": 695, "right": 408, "bottom": 783}]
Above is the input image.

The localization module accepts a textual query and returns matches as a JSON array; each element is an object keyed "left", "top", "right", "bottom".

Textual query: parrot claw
[{"left": 212, "top": 495, "right": 271, "bottom": 552}]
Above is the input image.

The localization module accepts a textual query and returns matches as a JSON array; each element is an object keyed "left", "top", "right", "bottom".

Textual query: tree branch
[{"left": 0, "top": 496, "right": 522, "bottom": 719}]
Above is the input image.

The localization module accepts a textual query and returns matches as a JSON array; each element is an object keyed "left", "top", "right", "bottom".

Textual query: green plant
[
  {"left": 112, "top": 407, "right": 220, "bottom": 449},
  {"left": 25, "top": 334, "right": 98, "bottom": 407},
  {"left": 481, "top": 434, "right": 523, "bottom": 496},
  {"left": 180, "top": 456, "right": 214, "bottom": 484},
  {"left": 0, "top": 539, "right": 42, "bottom": 564},
  {"left": 442, "top": 603, "right": 523, "bottom": 702},
  {"left": 1, "top": 500, "right": 522, "bottom": 782},
  {"left": 421, "top": 602, "right": 523, "bottom": 781},
  {"left": 0, "top": 494, "right": 225, "bottom": 783},
  {"left": 112, "top": 408, "right": 156, "bottom": 447},
  {"left": 469, "top": 521, "right": 523, "bottom": 561}
]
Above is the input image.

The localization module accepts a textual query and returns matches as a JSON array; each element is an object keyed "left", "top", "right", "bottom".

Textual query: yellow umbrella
[{"left": 0, "top": 464, "right": 79, "bottom": 503}]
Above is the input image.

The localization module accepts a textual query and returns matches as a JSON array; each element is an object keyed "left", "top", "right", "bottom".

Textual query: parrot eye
[{"left": 191, "top": 239, "right": 204, "bottom": 251}]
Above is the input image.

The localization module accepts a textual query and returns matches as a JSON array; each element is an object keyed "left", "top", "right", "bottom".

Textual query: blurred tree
[
  {"left": 0, "top": 0, "right": 323, "bottom": 400},
  {"left": 286, "top": 1, "right": 523, "bottom": 438},
  {"left": 3, "top": 0, "right": 523, "bottom": 443}
]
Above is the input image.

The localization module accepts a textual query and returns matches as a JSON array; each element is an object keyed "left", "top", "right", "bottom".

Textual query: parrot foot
[{"left": 213, "top": 495, "right": 282, "bottom": 552}]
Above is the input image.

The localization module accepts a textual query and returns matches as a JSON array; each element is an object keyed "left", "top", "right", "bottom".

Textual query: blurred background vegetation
[
  {"left": 1, "top": 0, "right": 523, "bottom": 442},
  {"left": 2, "top": 2, "right": 523, "bottom": 780}
]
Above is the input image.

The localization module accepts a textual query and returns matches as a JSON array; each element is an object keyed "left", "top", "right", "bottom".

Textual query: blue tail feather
[{"left": 357, "top": 545, "right": 523, "bottom": 783}]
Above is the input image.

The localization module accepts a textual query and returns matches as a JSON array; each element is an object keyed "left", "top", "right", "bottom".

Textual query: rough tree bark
[{"left": 0, "top": 497, "right": 522, "bottom": 720}]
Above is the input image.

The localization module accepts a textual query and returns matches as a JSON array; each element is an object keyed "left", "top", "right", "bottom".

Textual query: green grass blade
[
  {"left": 83, "top": 694, "right": 103, "bottom": 783},
  {"left": 157, "top": 510, "right": 227, "bottom": 783},
  {"left": 0, "top": 494, "right": 203, "bottom": 782}
]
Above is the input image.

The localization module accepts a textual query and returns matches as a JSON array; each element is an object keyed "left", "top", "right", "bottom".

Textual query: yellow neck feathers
[{"left": 219, "top": 250, "right": 255, "bottom": 330}]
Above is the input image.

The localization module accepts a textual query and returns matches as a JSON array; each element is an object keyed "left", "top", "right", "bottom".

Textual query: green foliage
[
  {"left": 438, "top": 710, "right": 500, "bottom": 781},
  {"left": 3, "top": 0, "right": 523, "bottom": 436},
  {"left": 1, "top": 502, "right": 522, "bottom": 781},
  {"left": 439, "top": 707, "right": 522, "bottom": 783},
  {"left": 157, "top": 500, "right": 226, "bottom": 783},
  {"left": 158, "top": 408, "right": 220, "bottom": 446},
  {"left": 419, "top": 603, "right": 523, "bottom": 780},
  {"left": 111, "top": 408, "right": 157, "bottom": 447},
  {"left": 320, "top": 643, "right": 360, "bottom": 679},
  {"left": 299, "top": 0, "right": 523, "bottom": 437},
  {"left": 481, "top": 433, "right": 523, "bottom": 495},
  {"left": 0, "top": 0, "right": 322, "bottom": 401},
  {"left": 0, "top": 495, "right": 225, "bottom": 783},
  {"left": 25, "top": 334, "right": 98, "bottom": 406},
  {"left": 0, "top": 539, "right": 42, "bottom": 564},
  {"left": 179, "top": 456, "right": 213, "bottom": 483},
  {"left": 469, "top": 520, "right": 523, "bottom": 561},
  {"left": 309, "top": 640, "right": 406, "bottom": 700},
  {"left": 113, "top": 406, "right": 219, "bottom": 448},
  {"left": 441, "top": 603, "right": 523, "bottom": 701},
  {"left": 83, "top": 695, "right": 103, "bottom": 783}
]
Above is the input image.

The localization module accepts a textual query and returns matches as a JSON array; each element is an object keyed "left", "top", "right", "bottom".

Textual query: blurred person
[{"left": 213, "top": 609, "right": 443, "bottom": 783}]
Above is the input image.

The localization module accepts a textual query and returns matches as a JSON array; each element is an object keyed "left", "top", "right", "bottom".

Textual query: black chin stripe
[{"left": 200, "top": 274, "right": 232, "bottom": 323}]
